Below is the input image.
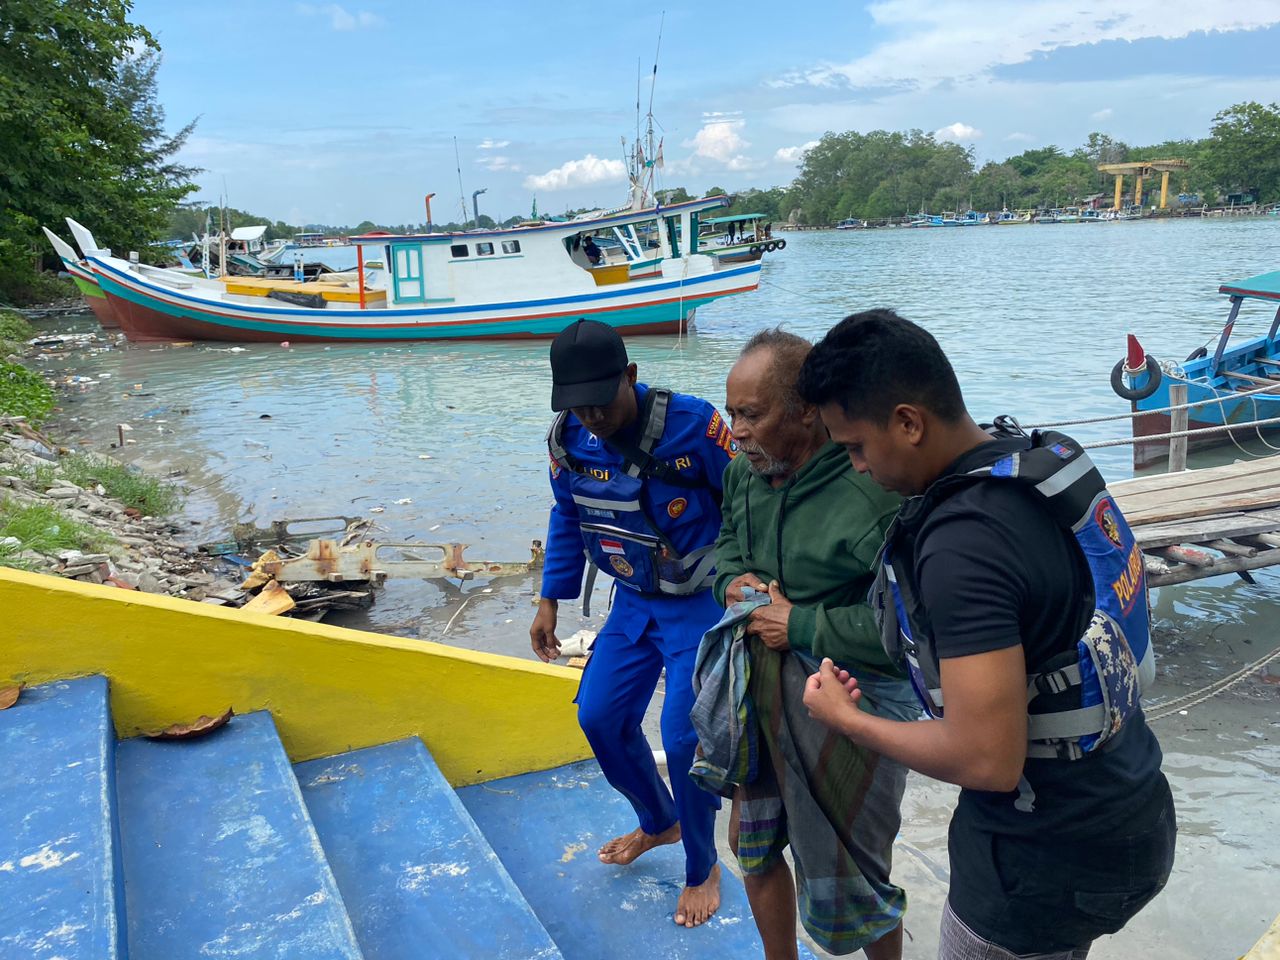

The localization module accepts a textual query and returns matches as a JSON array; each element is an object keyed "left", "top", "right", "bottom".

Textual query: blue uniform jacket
[{"left": 542, "top": 383, "right": 735, "bottom": 637}]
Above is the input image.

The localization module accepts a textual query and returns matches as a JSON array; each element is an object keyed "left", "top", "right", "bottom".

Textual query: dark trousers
[{"left": 947, "top": 777, "right": 1176, "bottom": 955}]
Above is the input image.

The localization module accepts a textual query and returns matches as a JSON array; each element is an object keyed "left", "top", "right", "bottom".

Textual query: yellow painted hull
[{"left": 0, "top": 569, "right": 588, "bottom": 785}]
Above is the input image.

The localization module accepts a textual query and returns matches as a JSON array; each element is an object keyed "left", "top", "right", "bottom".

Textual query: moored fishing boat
[
  {"left": 995, "top": 208, "right": 1034, "bottom": 224},
  {"left": 0, "top": 567, "right": 799, "bottom": 957},
  {"left": 81, "top": 196, "right": 761, "bottom": 343},
  {"left": 697, "top": 212, "right": 785, "bottom": 263},
  {"left": 41, "top": 226, "right": 122, "bottom": 329},
  {"left": 1111, "top": 270, "right": 1280, "bottom": 467}
]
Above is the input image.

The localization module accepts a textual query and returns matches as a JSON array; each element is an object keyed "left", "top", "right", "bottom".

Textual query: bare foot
[
  {"left": 674, "top": 863, "right": 721, "bottom": 928},
  {"left": 597, "top": 822, "right": 681, "bottom": 865}
]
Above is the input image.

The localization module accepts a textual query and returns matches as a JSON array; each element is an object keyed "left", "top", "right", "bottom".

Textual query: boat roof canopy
[
  {"left": 348, "top": 195, "right": 731, "bottom": 246},
  {"left": 230, "top": 225, "right": 268, "bottom": 242},
  {"left": 1220, "top": 272, "right": 1280, "bottom": 303},
  {"left": 701, "top": 213, "right": 766, "bottom": 224}
]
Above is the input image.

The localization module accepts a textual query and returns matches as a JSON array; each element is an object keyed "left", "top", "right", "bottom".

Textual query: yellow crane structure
[{"left": 1097, "top": 159, "right": 1190, "bottom": 210}]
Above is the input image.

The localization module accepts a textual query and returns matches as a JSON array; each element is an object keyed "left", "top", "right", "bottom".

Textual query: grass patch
[
  {"left": 60, "top": 454, "right": 181, "bottom": 516},
  {"left": 0, "top": 497, "right": 112, "bottom": 570},
  {"left": 0, "top": 310, "right": 33, "bottom": 343},
  {"left": 0, "top": 360, "right": 55, "bottom": 425}
]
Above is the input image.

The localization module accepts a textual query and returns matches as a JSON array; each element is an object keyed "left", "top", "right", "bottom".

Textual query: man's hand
[
  {"left": 745, "top": 581, "right": 793, "bottom": 651},
  {"left": 724, "top": 572, "right": 767, "bottom": 605},
  {"left": 529, "top": 597, "right": 561, "bottom": 662},
  {"left": 803, "top": 658, "right": 864, "bottom": 735}
]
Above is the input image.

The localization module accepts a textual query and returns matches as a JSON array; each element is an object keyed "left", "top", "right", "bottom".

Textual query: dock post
[
  {"left": 1160, "top": 170, "right": 1171, "bottom": 209},
  {"left": 1168, "top": 382, "right": 1188, "bottom": 473},
  {"left": 1135, "top": 173, "right": 1145, "bottom": 209},
  {"left": 1113, "top": 174, "right": 1124, "bottom": 211}
]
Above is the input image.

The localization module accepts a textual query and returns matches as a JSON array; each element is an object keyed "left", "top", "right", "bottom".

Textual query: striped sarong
[{"left": 736, "top": 638, "right": 918, "bottom": 955}]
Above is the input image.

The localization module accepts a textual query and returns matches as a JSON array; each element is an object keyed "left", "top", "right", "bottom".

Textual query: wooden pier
[{"left": 1111, "top": 455, "right": 1280, "bottom": 586}]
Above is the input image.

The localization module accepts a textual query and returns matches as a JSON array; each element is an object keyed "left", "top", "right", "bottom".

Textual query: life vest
[
  {"left": 547, "top": 388, "right": 718, "bottom": 598},
  {"left": 872, "top": 419, "right": 1154, "bottom": 762}
]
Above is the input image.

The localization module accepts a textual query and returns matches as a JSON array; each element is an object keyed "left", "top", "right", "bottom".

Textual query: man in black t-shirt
[{"left": 795, "top": 309, "right": 1176, "bottom": 959}]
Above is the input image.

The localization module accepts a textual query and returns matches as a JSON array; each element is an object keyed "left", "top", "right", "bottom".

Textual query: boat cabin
[{"left": 349, "top": 196, "right": 734, "bottom": 309}]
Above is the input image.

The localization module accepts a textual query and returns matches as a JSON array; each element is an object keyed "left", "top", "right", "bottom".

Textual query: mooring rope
[
  {"left": 1147, "top": 644, "right": 1280, "bottom": 722},
  {"left": 1079, "top": 415, "right": 1280, "bottom": 449},
  {"left": 1026, "top": 377, "right": 1280, "bottom": 429}
]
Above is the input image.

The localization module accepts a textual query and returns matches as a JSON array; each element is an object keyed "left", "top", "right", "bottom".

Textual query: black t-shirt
[{"left": 915, "top": 438, "right": 1168, "bottom": 839}]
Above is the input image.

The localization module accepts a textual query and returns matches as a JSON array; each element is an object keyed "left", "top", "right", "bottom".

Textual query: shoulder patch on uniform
[
  {"left": 716, "top": 423, "right": 737, "bottom": 457},
  {"left": 549, "top": 454, "right": 561, "bottom": 478},
  {"left": 706, "top": 411, "right": 722, "bottom": 438}
]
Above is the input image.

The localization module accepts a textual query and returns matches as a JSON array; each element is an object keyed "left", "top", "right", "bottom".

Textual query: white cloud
[
  {"left": 1005, "top": 131, "right": 1036, "bottom": 142},
  {"left": 1091, "top": 107, "right": 1114, "bottom": 120},
  {"left": 294, "top": 3, "right": 382, "bottom": 31},
  {"left": 478, "top": 155, "right": 521, "bottom": 172},
  {"left": 523, "top": 155, "right": 626, "bottom": 191},
  {"left": 773, "top": 2, "right": 1280, "bottom": 91},
  {"left": 935, "top": 121, "right": 981, "bottom": 142},
  {"left": 478, "top": 139, "right": 511, "bottom": 150},
  {"left": 684, "top": 118, "right": 757, "bottom": 170},
  {"left": 775, "top": 140, "right": 820, "bottom": 163}
]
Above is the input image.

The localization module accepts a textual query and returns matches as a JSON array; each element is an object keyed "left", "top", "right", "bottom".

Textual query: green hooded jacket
[{"left": 713, "top": 440, "right": 904, "bottom": 675}]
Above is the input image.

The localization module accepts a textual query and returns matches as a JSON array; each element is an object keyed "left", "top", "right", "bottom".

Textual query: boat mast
[{"left": 643, "top": 12, "right": 664, "bottom": 206}]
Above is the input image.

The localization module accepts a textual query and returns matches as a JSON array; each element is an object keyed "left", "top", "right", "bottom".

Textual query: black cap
[{"left": 550, "top": 319, "right": 628, "bottom": 411}]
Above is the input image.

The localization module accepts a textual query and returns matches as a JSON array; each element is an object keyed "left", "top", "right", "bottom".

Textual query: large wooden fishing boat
[
  {"left": 0, "top": 567, "right": 813, "bottom": 957},
  {"left": 75, "top": 196, "right": 760, "bottom": 343}
]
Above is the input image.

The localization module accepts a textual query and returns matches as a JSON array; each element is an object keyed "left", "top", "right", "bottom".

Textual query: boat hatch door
[{"left": 392, "top": 243, "right": 425, "bottom": 303}]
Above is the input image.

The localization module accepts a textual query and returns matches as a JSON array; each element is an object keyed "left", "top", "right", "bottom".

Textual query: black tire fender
[
  {"left": 748, "top": 245, "right": 761, "bottom": 255},
  {"left": 1185, "top": 346, "right": 1208, "bottom": 362},
  {"left": 764, "top": 241, "right": 778, "bottom": 252},
  {"left": 775, "top": 238, "right": 787, "bottom": 249},
  {"left": 1110, "top": 356, "right": 1162, "bottom": 401}
]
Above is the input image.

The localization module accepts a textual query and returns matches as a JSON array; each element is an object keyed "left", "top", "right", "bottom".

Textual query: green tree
[
  {"left": 0, "top": 1, "right": 197, "bottom": 302},
  {"left": 1202, "top": 101, "right": 1280, "bottom": 202}
]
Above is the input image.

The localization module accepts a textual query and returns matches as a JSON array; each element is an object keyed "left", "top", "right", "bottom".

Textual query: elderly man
[{"left": 712, "top": 327, "right": 915, "bottom": 960}]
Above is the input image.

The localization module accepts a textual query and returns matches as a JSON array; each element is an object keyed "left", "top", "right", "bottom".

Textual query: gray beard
[{"left": 739, "top": 441, "right": 792, "bottom": 478}]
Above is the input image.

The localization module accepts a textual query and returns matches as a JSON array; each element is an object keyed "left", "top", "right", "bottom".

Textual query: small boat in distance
[
  {"left": 698, "top": 212, "right": 785, "bottom": 263},
  {"left": 835, "top": 217, "right": 866, "bottom": 230},
  {"left": 1112, "top": 270, "right": 1280, "bottom": 467},
  {"left": 995, "top": 209, "right": 1034, "bottom": 225}
]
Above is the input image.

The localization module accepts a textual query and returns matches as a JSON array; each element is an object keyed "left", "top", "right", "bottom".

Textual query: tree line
[
  {"left": 3, "top": 1, "right": 1277, "bottom": 304},
  {"left": 660, "top": 102, "right": 1280, "bottom": 226}
]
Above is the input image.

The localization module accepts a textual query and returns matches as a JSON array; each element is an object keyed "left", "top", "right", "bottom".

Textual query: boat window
[
  {"left": 450, "top": 244, "right": 469, "bottom": 258},
  {"left": 476, "top": 242, "right": 495, "bottom": 256},
  {"left": 501, "top": 240, "right": 521, "bottom": 254}
]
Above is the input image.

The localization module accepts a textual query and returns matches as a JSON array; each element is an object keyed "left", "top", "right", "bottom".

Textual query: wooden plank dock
[{"left": 1111, "top": 456, "right": 1280, "bottom": 586}]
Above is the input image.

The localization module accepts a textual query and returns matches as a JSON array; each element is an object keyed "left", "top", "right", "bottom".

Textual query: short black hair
[
  {"left": 797, "top": 309, "right": 966, "bottom": 424},
  {"left": 740, "top": 327, "right": 811, "bottom": 413}
]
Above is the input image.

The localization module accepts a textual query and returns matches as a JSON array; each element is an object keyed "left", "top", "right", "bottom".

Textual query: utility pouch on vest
[
  {"left": 1026, "top": 610, "right": 1142, "bottom": 759},
  {"left": 578, "top": 521, "right": 662, "bottom": 594}
]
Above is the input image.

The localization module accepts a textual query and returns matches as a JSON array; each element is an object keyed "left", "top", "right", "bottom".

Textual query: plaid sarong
[
  {"left": 689, "top": 597, "right": 769, "bottom": 797},
  {"left": 736, "top": 638, "right": 917, "bottom": 955}
]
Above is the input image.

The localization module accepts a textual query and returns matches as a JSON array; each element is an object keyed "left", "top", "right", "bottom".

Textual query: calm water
[{"left": 36, "top": 217, "right": 1280, "bottom": 958}]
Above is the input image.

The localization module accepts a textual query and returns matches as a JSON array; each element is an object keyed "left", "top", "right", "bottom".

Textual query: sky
[{"left": 134, "top": 0, "right": 1280, "bottom": 227}]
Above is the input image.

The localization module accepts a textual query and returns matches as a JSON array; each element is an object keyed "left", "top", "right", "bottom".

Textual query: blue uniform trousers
[{"left": 575, "top": 587, "right": 723, "bottom": 887}]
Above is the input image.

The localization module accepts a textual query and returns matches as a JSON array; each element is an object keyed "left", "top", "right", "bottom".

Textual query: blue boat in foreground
[{"left": 1112, "top": 271, "right": 1280, "bottom": 467}]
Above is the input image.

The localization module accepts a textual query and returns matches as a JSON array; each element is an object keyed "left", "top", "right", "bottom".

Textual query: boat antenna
[{"left": 453, "top": 136, "right": 468, "bottom": 227}]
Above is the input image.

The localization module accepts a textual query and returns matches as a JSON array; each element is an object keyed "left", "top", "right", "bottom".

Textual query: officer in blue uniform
[{"left": 530, "top": 319, "right": 735, "bottom": 929}]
